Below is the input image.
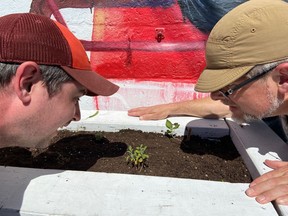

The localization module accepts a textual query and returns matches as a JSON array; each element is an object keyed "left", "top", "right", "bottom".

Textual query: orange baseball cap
[{"left": 0, "top": 13, "right": 119, "bottom": 96}]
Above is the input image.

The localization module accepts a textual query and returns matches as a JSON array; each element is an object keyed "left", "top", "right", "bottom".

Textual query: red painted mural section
[
  {"left": 90, "top": 4, "right": 207, "bottom": 82},
  {"left": 30, "top": 0, "right": 208, "bottom": 83}
]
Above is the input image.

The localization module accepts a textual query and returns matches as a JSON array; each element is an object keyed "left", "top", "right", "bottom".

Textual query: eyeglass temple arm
[{"left": 226, "top": 64, "right": 278, "bottom": 95}]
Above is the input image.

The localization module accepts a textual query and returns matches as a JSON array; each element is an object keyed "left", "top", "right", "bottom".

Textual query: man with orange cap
[{"left": 0, "top": 13, "right": 118, "bottom": 149}]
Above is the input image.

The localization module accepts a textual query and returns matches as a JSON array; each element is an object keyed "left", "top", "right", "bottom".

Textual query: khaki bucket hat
[{"left": 195, "top": 0, "right": 288, "bottom": 93}]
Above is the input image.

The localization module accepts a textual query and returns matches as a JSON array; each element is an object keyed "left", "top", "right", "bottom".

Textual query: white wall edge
[{"left": 65, "top": 110, "right": 196, "bottom": 135}]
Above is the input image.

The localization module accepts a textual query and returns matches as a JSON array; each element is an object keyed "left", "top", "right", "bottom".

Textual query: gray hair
[
  {"left": 0, "top": 62, "right": 73, "bottom": 96},
  {"left": 246, "top": 58, "right": 288, "bottom": 79}
]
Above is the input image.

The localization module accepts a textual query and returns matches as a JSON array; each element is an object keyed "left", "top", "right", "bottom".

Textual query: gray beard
[{"left": 232, "top": 90, "right": 283, "bottom": 124}]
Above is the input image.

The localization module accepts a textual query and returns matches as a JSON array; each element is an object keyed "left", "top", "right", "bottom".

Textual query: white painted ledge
[
  {"left": 66, "top": 110, "right": 193, "bottom": 135},
  {"left": 1, "top": 110, "right": 287, "bottom": 215},
  {"left": 0, "top": 167, "right": 276, "bottom": 216},
  {"left": 227, "top": 119, "right": 288, "bottom": 216}
]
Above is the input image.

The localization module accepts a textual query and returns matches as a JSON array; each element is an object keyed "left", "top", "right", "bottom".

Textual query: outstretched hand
[
  {"left": 128, "top": 98, "right": 231, "bottom": 120},
  {"left": 246, "top": 159, "right": 288, "bottom": 205},
  {"left": 128, "top": 104, "right": 172, "bottom": 120}
]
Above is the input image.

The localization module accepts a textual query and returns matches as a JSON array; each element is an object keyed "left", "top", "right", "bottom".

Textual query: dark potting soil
[{"left": 0, "top": 129, "right": 251, "bottom": 183}]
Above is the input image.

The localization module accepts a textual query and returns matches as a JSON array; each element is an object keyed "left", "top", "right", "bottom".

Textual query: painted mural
[
  {"left": 1, "top": 0, "right": 265, "bottom": 110},
  {"left": 30, "top": 0, "right": 205, "bottom": 81}
]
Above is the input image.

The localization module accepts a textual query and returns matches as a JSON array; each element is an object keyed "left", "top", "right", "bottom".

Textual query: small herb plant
[
  {"left": 165, "top": 119, "right": 180, "bottom": 138},
  {"left": 126, "top": 144, "right": 149, "bottom": 172}
]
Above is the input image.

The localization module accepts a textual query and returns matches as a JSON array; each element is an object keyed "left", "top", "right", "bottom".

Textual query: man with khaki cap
[{"left": 195, "top": 0, "right": 288, "bottom": 205}]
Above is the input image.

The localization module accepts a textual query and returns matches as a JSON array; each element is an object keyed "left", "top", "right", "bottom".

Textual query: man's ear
[
  {"left": 276, "top": 63, "right": 288, "bottom": 94},
  {"left": 14, "top": 61, "right": 41, "bottom": 104}
]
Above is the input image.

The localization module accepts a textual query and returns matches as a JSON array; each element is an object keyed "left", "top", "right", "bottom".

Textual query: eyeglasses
[{"left": 219, "top": 64, "right": 278, "bottom": 99}]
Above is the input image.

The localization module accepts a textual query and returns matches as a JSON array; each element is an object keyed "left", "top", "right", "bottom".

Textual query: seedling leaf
[
  {"left": 86, "top": 110, "right": 99, "bottom": 119},
  {"left": 166, "top": 119, "right": 173, "bottom": 129}
]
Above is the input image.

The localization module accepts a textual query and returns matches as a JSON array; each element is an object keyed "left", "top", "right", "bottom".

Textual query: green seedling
[
  {"left": 126, "top": 144, "right": 149, "bottom": 172},
  {"left": 94, "top": 132, "right": 104, "bottom": 141},
  {"left": 79, "top": 126, "right": 87, "bottom": 131},
  {"left": 165, "top": 119, "right": 180, "bottom": 138},
  {"left": 86, "top": 110, "right": 99, "bottom": 120}
]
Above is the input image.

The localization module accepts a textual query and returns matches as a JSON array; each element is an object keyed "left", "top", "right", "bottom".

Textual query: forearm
[
  {"left": 166, "top": 97, "right": 231, "bottom": 118},
  {"left": 128, "top": 96, "right": 231, "bottom": 120}
]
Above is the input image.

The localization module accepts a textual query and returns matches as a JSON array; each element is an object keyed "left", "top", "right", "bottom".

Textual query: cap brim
[
  {"left": 61, "top": 66, "right": 119, "bottom": 96},
  {"left": 195, "top": 65, "right": 254, "bottom": 93}
]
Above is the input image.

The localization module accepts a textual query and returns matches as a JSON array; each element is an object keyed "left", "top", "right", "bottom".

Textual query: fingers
[
  {"left": 128, "top": 105, "right": 169, "bottom": 120},
  {"left": 139, "top": 114, "right": 165, "bottom": 120},
  {"left": 264, "top": 159, "right": 288, "bottom": 169},
  {"left": 128, "top": 107, "right": 151, "bottom": 119},
  {"left": 128, "top": 107, "right": 147, "bottom": 116},
  {"left": 275, "top": 195, "right": 288, "bottom": 205},
  {"left": 246, "top": 163, "right": 288, "bottom": 204},
  {"left": 250, "top": 161, "right": 288, "bottom": 186},
  {"left": 246, "top": 179, "right": 288, "bottom": 204}
]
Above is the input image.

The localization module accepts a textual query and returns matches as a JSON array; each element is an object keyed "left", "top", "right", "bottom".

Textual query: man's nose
[
  {"left": 210, "top": 91, "right": 224, "bottom": 101},
  {"left": 72, "top": 102, "right": 81, "bottom": 121}
]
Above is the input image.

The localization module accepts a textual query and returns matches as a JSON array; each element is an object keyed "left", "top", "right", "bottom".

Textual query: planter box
[{"left": 0, "top": 111, "right": 287, "bottom": 215}]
